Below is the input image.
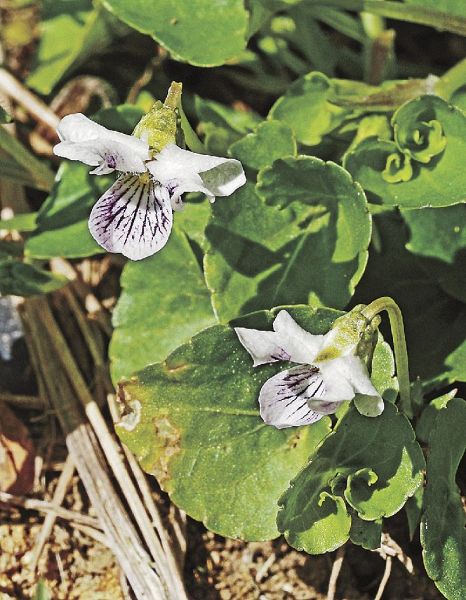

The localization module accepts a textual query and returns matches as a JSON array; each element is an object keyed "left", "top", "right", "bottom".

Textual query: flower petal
[
  {"left": 353, "top": 394, "right": 384, "bottom": 417},
  {"left": 317, "top": 356, "right": 383, "bottom": 416},
  {"left": 147, "top": 144, "right": 246, "bottom": 202},
  {"left": 54, "top": 139, "right": 148, "bottom": 174},
  {"left": 235, "top": 327, "right": 290, "bottom": 367},
  {"left": 317, "top": 358, "right": 356, "bottom": 403},
  {"left": 57, "top": 113, "right": 110, "bottom": 143},
  {"left": 54, "top": 113, "right": 150, "bottom": 174},
  {"left": 89, "top": 175, "right": 173, "bottom": 260},
  {"left": 272, "top": 310, "right": 324, "bottom": 364},
  {"left": 259, "top": 365, "right": 327, "bottom": 429}
]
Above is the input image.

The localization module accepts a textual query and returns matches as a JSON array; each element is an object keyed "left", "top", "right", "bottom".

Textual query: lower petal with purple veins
[
  {"left": 259, "top": 364, "right": 328, "bottom": 429},
  {"left": 88, "top": 174, "right": 173, "bottom": 260}
]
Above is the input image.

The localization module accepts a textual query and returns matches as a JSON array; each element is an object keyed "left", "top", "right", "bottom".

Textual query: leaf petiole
[{"left": 362, "top": 296, "right": 412, "bottom": 417}]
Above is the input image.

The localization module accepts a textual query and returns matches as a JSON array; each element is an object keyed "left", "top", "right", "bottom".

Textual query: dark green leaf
[
  {"left": 345, "top": 96, "right": 466, "bottom": 208},
  {"left": 421, "top": 397, "right": 466, "bottom": 600},
  {"left": 404, "top": 0, "right": 466, "bottom": 19},
  {"left": 102, "top": 0, "right": 249, "bottom": 66},
  {"left": 349, "top": 513, "right": 382, "bottom": 550},
  {"left": 229, "top": 120, "right": 297, "bottom": 171},
  {"left": 25, "top": 162, "right": 109, "bottom": 259},
  {"left": 117, "top": 306, "right": 338, "bottom": 540},
  {"left": 0, "top": 241, "right": 23, "bottom": 259},
  {"left": 205, "top": 168, "right": 371, "bottom": 322},
  {"left": 0, "top": 106, "right": 12, "bottom": 124},
  {"left": 0, "top": 260, "right": 68, "bottom": 296},
  {"left": 353, "top": 212, "right": 466, "bottom": 385},
  {"left": 0, "top": 212, "right": 37, "bottom": 232},
  {"left": 269, "top": 72, "right": 349, "bottom": 146},
  {"left": 110, "top": 228, "right": 216, "bottom": 383},
  {"left": 0, "top": 127, "right": 55, "bottom": 192},
  {"left": 27, "top": 0, "right": 125, "bottom": 94},
  {"left": 211, "top": 157, "right": 368, "bottom": 314},
  {"left": 416, "top": 390, "right": 456, "bottom": 444},
  {"left": 403, "top": 205, "right": 466, "bottom": 303},
  {"left": 278, "top": 403, "right": 425, "bottom": 554},
  {"left": 196, "top": 96, "right": 261, "bottom": 135},
  {"left": 405, "top": 486, "right": 423, "bottom": 540}
]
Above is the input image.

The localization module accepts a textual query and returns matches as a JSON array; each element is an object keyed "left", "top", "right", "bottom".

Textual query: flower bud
[
  {"left": 133, "top": 82, "right": 182, "bottom": 152},
  {"left": 315, "top": 305, "right": 380, "bottom": 362}
]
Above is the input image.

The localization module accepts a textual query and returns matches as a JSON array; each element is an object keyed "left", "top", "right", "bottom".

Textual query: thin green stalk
[
  {"left": 164, "top": 81, "right": 183, "bottom": 110},
  {"left": 362, "top": 297, "right": 412, "bottom": 417},
  {"left": 361, "top": 11, "right": 385, "bottom": 39},
  {"left": 177, "top": 100, "right": 207, "bottom": 154},
  {"left": 436, "top": 57, "right": 466, "bottom": 100},
  {"left": 309, "top": 0, "right": 466, "bottom": 36}
]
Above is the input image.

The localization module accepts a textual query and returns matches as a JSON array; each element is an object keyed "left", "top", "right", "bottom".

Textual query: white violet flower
[
  {"left": 53, "top": 113, "right": 246, "bottom": 260},
  {"left": 235, "top": 310, "right": 384, "bottom": 429}
]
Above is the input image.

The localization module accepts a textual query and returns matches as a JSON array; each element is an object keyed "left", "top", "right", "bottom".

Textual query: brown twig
[
  {"left": 72, "top": 522, "right": 110, "bottom": 547},
  {"left": 21, "top": 298, "right": 168, "bottom": 599},
  {"left": 0, "top": 68, "right": 59, "bottom": 130},
  {"left": 24, "top": 455, "right": 76, "bottom": 571},
  {"left": 49, "top": 258, "right": 113, "bottom": 337},
  {"left": 38, "top": 294, "right": 187, "bottom": 599},
  {"left": 0, "top": 392, "right": 44, "bottom": 409},
  {"left": 374, "top": 555, "right": 392, "bottom": 600},
  {"left": 0, "top": 488, "right": 99, "bottom": 530},
  {"left": 107, "top": 393, "right": 187, "bottom": 578},
  {"left": 327, "top": 545, "right": 346, "bottom": 600}
]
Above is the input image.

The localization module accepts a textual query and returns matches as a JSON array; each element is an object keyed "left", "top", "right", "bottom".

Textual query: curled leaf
[
  {"left": 395, "top": 115, "right": 446, "bottom": 164},
  {"left": 382, "top": 151, "right": 413, "bottom": 183}
]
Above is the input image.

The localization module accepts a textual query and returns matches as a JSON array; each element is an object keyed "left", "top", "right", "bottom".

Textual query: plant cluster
[{"left": 1, "top": 2, "right": 465, "bottom": 598}]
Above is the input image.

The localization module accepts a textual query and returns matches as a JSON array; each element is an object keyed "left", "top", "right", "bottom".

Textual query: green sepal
[{"left": 133, "top": 82, "right": 182, "bottom": 152}]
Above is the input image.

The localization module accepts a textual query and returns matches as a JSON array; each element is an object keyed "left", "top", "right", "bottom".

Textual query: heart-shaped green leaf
[
  {"left": 421, "top": 397, "right": 466, "bottom": 600},
  {"left": 277, "top": 403, "right": 424, "bottom": 554},
  {"left": 116, "top": 306, "right": 338, "bottom": 540},
  {"left": 268, "top": 72, "right": 349, "bottom": 146},
  {"left": 110, "top": 227, "right": 216, "bottom": 383},
  {"left": 205, "top": 159, "right": 371, "bottom": 322},
  {"left": 229, "top": 120, "right": 297, "bottom": 171},
  {"left": 402, "top": 205, "right": 466, "bottom": 303},
  {"left": 102, "top": 0, "right": 249, "bottom": 66},
  {"left": 116, "top": 305, "right": 397, "bottom": 541}
]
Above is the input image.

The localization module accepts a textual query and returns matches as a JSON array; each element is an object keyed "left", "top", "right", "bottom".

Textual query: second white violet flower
[{"left": 235, "top": 309, "right": 384, "bottom": 429}]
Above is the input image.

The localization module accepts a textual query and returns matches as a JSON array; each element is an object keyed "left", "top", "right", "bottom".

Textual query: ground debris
[{"left": 0, "top": 516, "right": 122, "bottom": 599}]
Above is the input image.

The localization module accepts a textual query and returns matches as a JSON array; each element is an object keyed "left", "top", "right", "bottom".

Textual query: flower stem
[
  {"left": 164, "top": 81, "right": 183, "bottom": 110},
  {"left": 362, "top": 297, "right": 412, "bottom": 417},
  {"left": 435, "top": 57, "right": 466, "bottom": 100},
  {"left": 309, "top": 0, "right": 466, "bottom": 36}
]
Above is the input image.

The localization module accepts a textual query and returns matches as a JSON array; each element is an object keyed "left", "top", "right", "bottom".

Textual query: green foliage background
[{"left": 1, "top": 2, "right": 465, "bottom": 598}]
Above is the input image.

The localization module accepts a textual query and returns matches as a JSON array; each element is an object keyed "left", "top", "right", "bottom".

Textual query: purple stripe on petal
[
  {"left": 259, "top": 364, "right": 328, "bottom": 429},
  {"left": 89, "top": 175, "right": 173, "bottom": 260}
]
